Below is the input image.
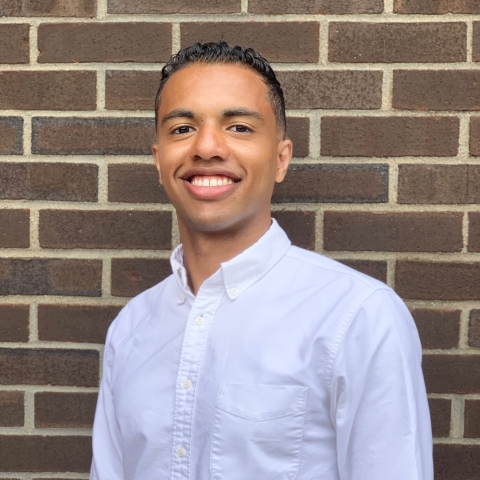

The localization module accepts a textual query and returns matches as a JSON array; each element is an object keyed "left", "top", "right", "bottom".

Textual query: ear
[
  {"left": 275, "top": 138, "right": 293, "bottom": 183},
  {"left": 152, "top": 142, "right": 163, "bottom": 185}
]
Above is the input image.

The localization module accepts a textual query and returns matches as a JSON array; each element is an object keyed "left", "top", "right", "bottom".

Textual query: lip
[
  {"left": 180, "top": 167, "right": 242, "bottom": 182},
  {"left": 179, "top": 167, "right": 242, "bottom": 200}
]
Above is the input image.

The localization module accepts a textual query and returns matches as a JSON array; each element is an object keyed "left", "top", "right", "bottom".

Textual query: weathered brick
[
  {"left": 0, "top": 117, "right": 23, "bottom": 155},
  {"left": 180, "top": 22, "right": 319, "bottom": 63},
  {"left": 0, "top": 71, "right": 96, "bottom": 111},
  {"left": 470, "top": 117, "right": 480, "bottom": 156},
  {"left": 410, "top": 309, "right": 461, "bottom": 349},
  {"left": 39, "top": 210, "right": 172, "bottom": 250},
  {"left": 35, "top": 392, "right": 97, "bottom": 428},
  {"left": 329, "top": 22, "right": 466, "bottom": 63},
  {"left": 396, "top": 262, "right": 480, "bottom": 301},
  {"left": 271, "top": 211, "right": 315, "bottom": 250},
  {"left": 324, "top": 212, "right": 463, "bottom": 252},
  {"left": 0, "top": 348, "right": 98, "bottom": 386},
  {"left": 0, "top": 209, "right": 30, "bottom": 248},
  {"left": 434, "top": 444, "right": 480, "bottom": 480},
  {"left": 338, "top": 260, "right": 387, "bottom": 283},
  {"left": 321, "top": 117, "right": 459, "bottom": 157},
  {"left": 423, "top": 354, "right": 480, "bottom": 394},
  {"left": 0, "top": 391, "right": 24, "bottom": 427},
  {"left": 38, "top": 304, "right": 121, "bottom": 343},
  {"left": 0, "top": 305, "right": 29, "bottom": 342},
  {"left": 277, "top": 71, "right": 382, "bottom": 110},
  {"left": 395, "top": 0, "right": 480, "bottom": 13},
  {"left": 287, "top": 118, "right": 309, "bottom": 158},
  {"left": 272, "top": 164, "right": 388, "bottom": 203},
  {"left": 0, "top": 24, "right": 29, "bottom": 64},
  {"left": 469, "top": 310, "right": 480, "bottom": 347},
  {"left": 468, "top": 213, "right": 480, "bottom": 252},
  {"left": 38, "top": 23, "right": 171, "bottom": 63},
  {"left": 0, "top": 259, "right": 102, "bottom": 296},
  {"left": 465, "top": 400, "right": 480, "bottom": 438},
  {"left": 249, "top": 0, "right": 383, "bottom": 14},
  {"left": 111, "top": 258, "right": 172, "bottom": 297},
  {"left": 474, "top": 23, "right": 480, "bottom": 62},
  {"left": 0, "top": 435, "right": 91, "bottom": 472},
  {"left": 0, "top": 0, "right": 96, "bottom": 16},
  {"left": 32, "top": 117, "right": 155, "bottom": 155},
  {"left": 108, "top": 0, "right": 240, "bottom": 13},
  {"left": 0, "top": 163, "right": 98, "bottom": 202},
  {"left": 428, "top": 398, "right": 451, "bottom": 438}
]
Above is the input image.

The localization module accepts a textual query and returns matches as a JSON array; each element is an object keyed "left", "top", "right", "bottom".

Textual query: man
[{"left": 91, "top": 42, "right": 433, "bottom": 479}]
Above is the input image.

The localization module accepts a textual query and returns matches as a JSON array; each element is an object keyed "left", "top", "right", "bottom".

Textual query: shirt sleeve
[{"left": 329, "top": 288, "right": 433, "bottom": 480}]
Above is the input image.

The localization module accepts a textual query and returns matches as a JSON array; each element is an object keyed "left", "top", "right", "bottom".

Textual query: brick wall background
[{"left": 0, "top": 0, "right": 479, "bottom": 478}]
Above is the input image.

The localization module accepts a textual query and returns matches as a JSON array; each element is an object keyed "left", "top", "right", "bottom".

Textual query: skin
[{"left": 152, "top": 63, "right": 292, "bottom": 295}]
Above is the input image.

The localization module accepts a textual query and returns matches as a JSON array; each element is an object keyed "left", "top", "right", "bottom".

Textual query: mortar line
[
  {"left": 382, "top": 67, "right": 393, "bottom": 111},
  {"left": 29, "top": 208, "right": 40, "bottom": 249},
  {"left": 462, "top": 211, "right": 469, "bottom": 253},
  {"left": 319, "top": 19, "right": 329, "bottom": 66},
  {"left": 96, "top": 68, "right": 106, "bottom": 110},
  {"left": 459, "top": 115, "right": 470, "bottom": 161},
  {"left": 24, "top": 389, "right": 35, "bottom": 430},
  {"left": 451, "top": 395, "right": 465, "bottom": 438},
  {"left": 384, "top": 0, "right": 394, "bottom": 14},
  {"left": 459, "top": 308, "right": 470, "bottom": 349},
  {"left": 309, "top": 112, "right": 321, "bottom": 158},
  {"left": 387, "top": 259, "right": 396, "bottom": 289},
  {"left": 241, "top": 0, "right": 249, "bottom": 13},
  {"left": 97, "top": 160, "right": 109, "bottom": 205},
  {"left": 97, "top": 0, "right": 108, "bottom": 19},
  {"left": 22, "top": 115, "right": 32, "bottom": 156},
  {"left": 172, "top": 212, "right": 180, "bottom": 248},
  {"left": 466, "top": 20, "right": 473, "bottom": 63},
  {"left": 388, "top": 161, "right": 399, "bottom": 204},
  {"left": 29, "top": 21, "right": 38, "bottom": 65},
  {"left": 102, "top": 258, "right": 112, "bottom": 299},
  {"left": 29, "top": 302, "right": 38, "bottom": 342},
  {"left": 315, "top": 209, "right": 324, "bottom": 253},
  {"left": 172, "top": 23, "right": 181, "bottom": 54}
]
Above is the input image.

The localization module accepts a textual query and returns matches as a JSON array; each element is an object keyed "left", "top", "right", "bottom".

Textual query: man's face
[{"left": 152, "top": 63, "right": 292, "bottom": 235}]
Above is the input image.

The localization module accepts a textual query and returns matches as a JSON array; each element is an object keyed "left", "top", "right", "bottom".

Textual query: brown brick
[
  {"left": 0, "top": 71, "right": 96, "bottom": 111},
  {"left": 434, "top": 444, "right": 480, "bottom": 480},
  {"left": 272, "top": 164, "right": 388, "bottom": 203},
  {"left": 0, "top": 209, "right": 30, "bottom": 248},
  {"left": 396, "top": 0, "right": 480, "bottom": 13},
  {"left": 38, "top": 304, "right": 121, "bottom": 343},
  {"left": 111, "top": 258, "right": 172, "bottom": 297},
  {"left": 396, "top": 262, "right": 480, "bottom": 301},
  {"left": 0, "top": 391, "right": 24, "bottom": 427},
  {"left": 468, "top": 213, "right": 480, "bottom": 252},
  {"left": 324, "top": 212, "right": 463, "bottom": 252},
  {"left": 469, "top": 310, "right": 480, "bottom": 347},
  {"left": 180, "top": 22, "right": 319, "bottom": 63},
  {"left": 0, "top": 117, "right": 23, "bottom": 155},
  {"left": 32, "top": 117, "right": 155, "bottom": 155},
  {"left": 0, "top": 24, "right": 29, "bottom": 64},
  {"left": 249, "top": 0, "right": 383, "bottom": 13},
  {"left": 0, "top": 259, "right": 102, "bottom": 296},
  {"left": 465, "top": 400, "right": 480, "bottom": 438},
  {"left": 38, "top": 23, "right": 171, "bottom": 63},
  {"left": 277, "top": 71, "right": 382, "bottom": 110},
  {"left": 470, "top": 117, "right": 480, "bottom": 156},
  {"left": 423, "top": 354, "right": 480, "bottom": 394},
  {"left": 287, "top": 118, "right": 309, "bottom": 158},
  {"left": 474, "top": 23, "right": 480, "bottom": 62},
  {"left": 0, "top": 163, "right": 98, "bottom": 202},
  {"left": 338, "top": 260, "right": 387, "bottom": 283},
  {"left": 410, "top": 309, "right": 461, "bottom": 349},
  {"left": 108, "top": 0, "right": 240, "bottom": 13},
  {"left": 0, "top": 435, "right": 91, "bottom": 472},
  {"left": 428, "top": 398, "right": 451, "bottom": 438},
  {"left": 271, "top": 211, "right": 315, "bottom": 250},
  {"left": 0, "top": 305, "right": 29, "bottom": 342},
  {"left": 0, "top": 0, "right": 96, "bottom": 16},
  {"left": 35, "top": 392, "right": 97, "bottom": 428},
  {"left": 329, "top": 22, "right": 466, "bottom": 63},
  {"left": 321, "top": 117, "right": 459, "bottom": 157},
  {"left": 39, "top": 210, "right": 172, "bottom": 250},
  {"left": 0, "top": 348, "right": 98, "bottom": 386}
]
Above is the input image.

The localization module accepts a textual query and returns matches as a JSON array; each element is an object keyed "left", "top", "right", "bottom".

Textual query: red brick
[
  {"left": 469, "top": 310, "right": 480, "bottom": 347},
  {"left": 35, "top": 392, "right": 97, "bottom": 428},
  {"left": 287, "top": 118, "right": 310, "bottom": 158},
  {"left": 321, "top": 117, "right": 459, "bottom": 157},
  {"left": 0, "top": 435, "right": 91, "bottom": 472},
  {"left": 272, "top": 164, "right": 388, "bottom": 203},
  {"left": 324, "top": 212, "right": 462, "bottom": 252},
  {"left": 0, "top": 162, "right": 98, "bottom": 202},
  {"left": 38, "top": 23, "right": 171, "bottom": 63},
  {"left": 423, "top": 354, "right": 480, "bottom": 394},
  {"left": 329, "top": 22, "right": 466, "bottom": 63},
  {"left": 108, "top": 0, "right": 240, "bottom": 13},
  {"left": 0, "top": 0, "right": 96, "bottom": 16},
  {"left": 0, "top": 24, "right": 29, "bottom": 64},
  {"left": 111, "top": 258, "right": 172, "bottom": 297},
  {"left": 32, "top": 117, "right": 155, "bottom": 155},
  {"left": 0, "top": 117, "right": 23, "bottom": 155},
  {"left": 249, "top": 0, "right": 383, "bottom": 13},
  {"left": 0, "top": 259, "right": 102, "bottom": 296},
  {"left": 0, "top": 209, "right": 30, "bottom": 248},
  {"left": 470, "top": 117, "right": 480, "bottom": 156},
  {"left": 0, "top": 71, "right": 96, "bottom": 110},
  {"left": 338, "top": 260, "right": 387, "bottom": 283},
  {"left": 473, "top": 22, "right": 480, "bottom": 62},
  {"left": 0, "top": 348, "right": 98, "bottom": 386},
  {"left": 0, "top": 305, "right": 29, "bottom": 342},
  {"left": 393, "top": 70, "right": 480, "bottom": 111},
  {"left": 396, "top": 262, "right": 480, "bottom": 301},
  {"left": 180, "top": 22, "right": 319, "bottom": 63},
  {"left": 434, "top": 445, "right": 480, "bottom": 480},
  {"left": 465, "top": 400, "right": 480, "bottom": 438},
  {"left": 410, "top": 309, "right": 461, "bottom": 349},
  {"left": 396, "top": 0, "right": 480, "bottom": 13},
  {"left": 39, "top": 210, "right": 172, "bottom": 250},
  {"left": 428, "top": 398, "right": 451, "bottom": 438},
  {"left": 468, "top": 213, "right": 480, "bottom": 252},
  {"left": 271, "top": 211, "right": 315, "bottom": 250},
  {"left": 38, "top": 304, "right": 122, "bottom": 343},
  {"left": 0, "top": 391, "right": 24, "bottom": 427}
]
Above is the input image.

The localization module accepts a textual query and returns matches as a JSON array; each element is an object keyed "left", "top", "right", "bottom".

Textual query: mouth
[
  {"left": 188, "top": 175, "right": 239, "bottom": 187},
  {"left": 180, "top": 171, "right": 241, "bottom": 199}
]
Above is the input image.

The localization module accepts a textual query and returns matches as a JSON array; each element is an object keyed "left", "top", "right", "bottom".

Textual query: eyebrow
[
  {"left": 223, "top": 108, "right": 265, "bottom": 123},
  {"left": 161, "top": 108, "right": 195, "bottom": 125}
]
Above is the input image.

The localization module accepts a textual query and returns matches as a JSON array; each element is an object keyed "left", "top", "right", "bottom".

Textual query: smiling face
[{"left": 152, "top": 63, "right": 292, "bottom": 237}]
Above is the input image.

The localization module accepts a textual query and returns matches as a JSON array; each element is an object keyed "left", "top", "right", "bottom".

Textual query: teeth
[{"left": 190, "top": 176, "right": 235, "bottom": 187}]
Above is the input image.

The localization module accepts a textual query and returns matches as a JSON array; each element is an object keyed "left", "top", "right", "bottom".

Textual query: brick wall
[{"left": 0, "top": 0, "right": 479, "bottom": 478}]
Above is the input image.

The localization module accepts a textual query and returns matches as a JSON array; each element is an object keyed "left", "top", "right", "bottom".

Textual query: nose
[{"left": 190, "top": 124, "right": 229, "bottom": 161}]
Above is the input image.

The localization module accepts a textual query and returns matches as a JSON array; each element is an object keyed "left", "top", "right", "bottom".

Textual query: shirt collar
[{"left": 170, "top": 219, "right": 291, "bottom": 300}]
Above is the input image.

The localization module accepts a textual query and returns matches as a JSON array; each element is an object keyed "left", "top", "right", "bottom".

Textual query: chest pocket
[{"left": 210, "top": 383, "right": 308, "bottom": 480}]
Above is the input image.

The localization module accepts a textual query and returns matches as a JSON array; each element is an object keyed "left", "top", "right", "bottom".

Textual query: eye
[
  {"left": 172, "top": 126, "right": 194, "bottom": 134},
  {"left": 230, "top": 125, "right": 252, "bottom": 133}
]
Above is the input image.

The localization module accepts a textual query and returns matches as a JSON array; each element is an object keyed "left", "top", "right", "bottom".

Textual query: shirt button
[
  {"left": 177, "top": 447, "right": 186, "bottom": 458},
  {"left": 195, "top": 316, "right": 204, "bottom": 325},
  {"left": 182, "top": 379, "right": 192, "bottom": 389},
  {"left": 177, "top": 293, "right": 186, "bottom": 304},
  {"left": 229, "top": 287, "right": 239, "bottom": 296}
]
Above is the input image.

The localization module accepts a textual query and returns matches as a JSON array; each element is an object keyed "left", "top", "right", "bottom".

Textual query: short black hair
[{"left": 154, "top": 41, "right": 286, "bottom": 136}]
